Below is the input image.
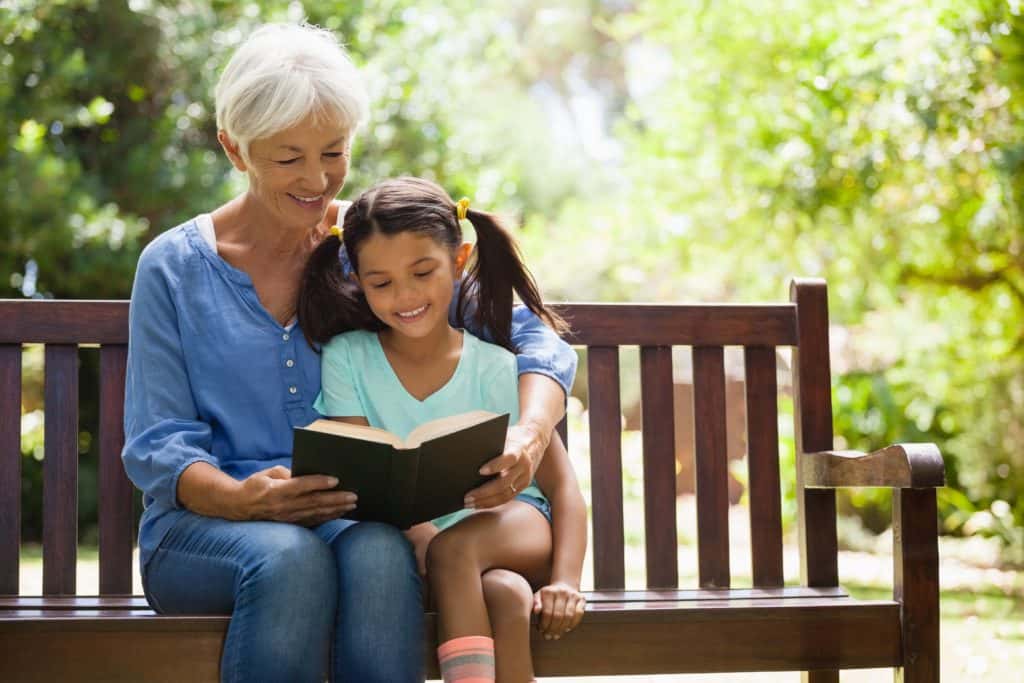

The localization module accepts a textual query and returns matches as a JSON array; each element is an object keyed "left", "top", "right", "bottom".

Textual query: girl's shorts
[{"left": 515, "top": 493, "right": 552, "bottom": 524}]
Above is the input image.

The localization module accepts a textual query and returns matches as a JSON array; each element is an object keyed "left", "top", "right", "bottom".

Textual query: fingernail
[
  {"left": 464, "top": 497, "right": 475, "bottom": 507},
  {"left": 479, "top": 467, "right": 490, "bottom": 475},
  {"left": 327, "top": 477, "right": 339, "bottom": 487}
]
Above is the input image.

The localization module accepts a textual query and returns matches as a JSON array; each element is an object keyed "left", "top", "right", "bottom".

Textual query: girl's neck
[{"left": 380, "top": 323, "right": 462, "bottom": 365}]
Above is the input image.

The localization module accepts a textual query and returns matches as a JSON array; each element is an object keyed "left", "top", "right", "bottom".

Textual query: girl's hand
[
  {"left": 465, "top": 422, "right": 549, "bottom": 509},
  {"left": 403, "top": 522, "right": 440, "bottom": 576},
  {"left": 236, "top": 465, "right": 358, "bottom": 526},
  {"left": 532, "top": 582, "right": 586, "bottom": 639}
]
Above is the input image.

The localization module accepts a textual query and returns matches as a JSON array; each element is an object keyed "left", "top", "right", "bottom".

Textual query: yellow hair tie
[
  {"left": 456, "top": 197, "right": 470, "bottom": 221},
  {"left": 329, "top": 225, "right": 342, "bottom": 238}
]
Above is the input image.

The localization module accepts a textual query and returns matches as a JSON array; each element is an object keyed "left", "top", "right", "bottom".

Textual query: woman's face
[
  {"left": 355, "top": 231, "right": 466, "bottom": 341},
  {"left": 241, "top": 114, "right": 351, "bottom": 231}
]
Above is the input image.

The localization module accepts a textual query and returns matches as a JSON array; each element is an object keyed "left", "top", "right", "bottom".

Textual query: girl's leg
[
  {"left": 143, "top": 511, "right": 337, "bottom": 683},
  {"left": 320, "top": 520, "right": 424, "bottom": 683},
  {"left": 482, "top": 569, "right": 536, "bottom": 683},
  {"left": 427, "top": 502, "right": 551, "bottom": 681}
]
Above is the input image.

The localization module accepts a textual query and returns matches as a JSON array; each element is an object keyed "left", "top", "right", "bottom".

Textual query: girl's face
[
  {"left": 223, "top": 113, "right": 351, "bottom": 231},
  {"left": 354, "top": 231, "right": 470, "bottom": 340}
]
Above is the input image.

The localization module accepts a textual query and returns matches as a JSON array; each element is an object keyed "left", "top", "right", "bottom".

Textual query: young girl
[{"left": 298, "top": 177, "right": 588, "bottom": 682}]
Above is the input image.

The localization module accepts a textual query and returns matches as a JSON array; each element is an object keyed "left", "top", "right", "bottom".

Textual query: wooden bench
[{"left": 0, "top": 278, "right": 944, "bottom": 681}]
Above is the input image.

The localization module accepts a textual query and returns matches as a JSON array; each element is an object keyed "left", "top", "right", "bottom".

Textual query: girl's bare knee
[{"left": 482, "top": 569, "right": 533, "bottom": 622}]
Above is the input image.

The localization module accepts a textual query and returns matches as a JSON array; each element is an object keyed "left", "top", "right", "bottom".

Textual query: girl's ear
[
  {"left": 349, "top": 272, "right": 361, "bottom": 288},
  {"left": 217, "top": 130, "right": 248, "bottom": 172},
  {"left": 454, "top": 242, "right": 473, "bottom": 278}
]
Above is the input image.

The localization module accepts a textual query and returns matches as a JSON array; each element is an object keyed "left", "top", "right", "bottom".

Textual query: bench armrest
[{"left": 802, "top": 443, "right": 945, "bottom": 489}]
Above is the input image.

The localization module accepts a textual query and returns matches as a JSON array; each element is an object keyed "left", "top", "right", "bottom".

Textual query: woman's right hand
[{"left": 235, "top": 465, "right": 357, "bottom": 527}]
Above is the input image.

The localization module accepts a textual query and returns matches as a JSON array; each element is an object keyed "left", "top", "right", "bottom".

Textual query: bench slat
[
  {"left": 99, "top": 345, "right": 132, "bottom": 595},
  {"left": 693, "top": 346, "right": 730, "bottom": 588},
  {"left": 43, "top": 345, "right": 78, "bottom": 596},
  {"left": 744, "top": 346, "right": 784, "bottom": 587},
  {"left": 790, "top": 280, "right": 839, "bottom": 588},
  {"left": 0, "top": 301, "right": 129, "bottom": 344},
  {"left": 0, "top": 345, "right": 21, "bottom": 595},
  {"left": 0, "top": 600, "right": 903, "bottom": 678},
  {"left": 639, "top": 346, "right": 678, "bottom": 588},
  {"left": 557, "top": 304, "right": 798, "bottom": 346},
  {"left": 587, "top": 346, "right": 625, "bottom": 589}
]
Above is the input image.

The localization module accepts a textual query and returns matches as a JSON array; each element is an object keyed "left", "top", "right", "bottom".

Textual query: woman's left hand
[{"left": 464, "top": 422, "right": 550, "bottom": 509}]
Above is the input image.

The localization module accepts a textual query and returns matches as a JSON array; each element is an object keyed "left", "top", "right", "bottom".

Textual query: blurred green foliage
[{"left": 4, "top": 0, "right": 1023, "bottom": 564}]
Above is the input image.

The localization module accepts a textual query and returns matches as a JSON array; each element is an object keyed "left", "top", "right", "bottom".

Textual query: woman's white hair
[{"left": 215, "top": 23, "right": 368, "bottom": 157}]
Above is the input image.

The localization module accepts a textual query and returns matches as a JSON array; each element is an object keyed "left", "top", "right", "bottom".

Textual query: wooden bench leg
[
  {"left": 803, "top": 671, "right": 838, "bottom": 682},
  {"left": 894, "top": 488, "right": 940, "bottom": 683}
]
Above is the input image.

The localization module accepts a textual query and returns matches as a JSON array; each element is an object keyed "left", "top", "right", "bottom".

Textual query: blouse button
[
  {"left": 285, "top": 359, "right": 295, "bottom": 368},
  {"left": 282, "top": 333, "right": 290, "bottom": 341},
  {"left": 288, "top": 386, "right": 298, "bottom": 394}
]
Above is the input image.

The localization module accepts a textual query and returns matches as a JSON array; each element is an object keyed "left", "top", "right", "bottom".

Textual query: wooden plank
[
  {"left": 99, "top": 345, "right": 132, "bottom": 595},
  {"left": 586, "top": 346, "right": 625, "bottom": 589},
  {"left": 0, "top": 600, "right": 902, "bottom": 677},
  {"left": 789, "top": 279, "right": 839, "bottom": 588},
  {"left": 894, "top": 488, "right": 940, "bottom": 682},
  {"left": 639, "top": 346, "right": 678, "bottom": 588},
  {"left": 0, "top": 301, "right": 129, "bottom": 344},
  {"left": 554, "top": 304, "right": 798, "bottom": 346},
  {"left": 744, "top": 346, "right": 784, "bottom": 587},
  {"left": 0, "top": 301, "right": 799, "bottom": 347},
  {"left": 803, "top": 444, "right": 945, "bottom": 489},
  {"left": 43, "top": 345, "right": 79, "bottom": 596},
  {"left": 0, "top": 586, "right": 851, "bottom": 611},
  {"left": 693, "top": 346, "right": 730, "bottom": 588},
  {"left": 0, "top": 345, "right": 21, "bottom": 596}
]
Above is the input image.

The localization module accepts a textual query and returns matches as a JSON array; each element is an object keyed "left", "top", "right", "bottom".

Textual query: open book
[{"left": 291, "top": 411, "right": 509, "bottom": 528}]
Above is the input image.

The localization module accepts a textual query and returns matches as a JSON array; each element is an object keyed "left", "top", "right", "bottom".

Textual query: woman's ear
[
  {"left": 217, "top": 130, "right": 248, "bottom": 172},
  {"left": 454, "top": 242, "right": 473, "bottom": 278}
]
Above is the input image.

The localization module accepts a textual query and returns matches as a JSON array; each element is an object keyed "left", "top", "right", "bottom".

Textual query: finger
[
  {"left": 532, "top": 592, "right": 543, "bottom": 615},
  {"left": 539, "top": 591, "right": 555, "bottom": 635},
  {"left": 283, "top": 474, "right": 345, "bottom": 496},
  {"left": 263, "top": 465, "right": 292, "bottom": 480},
  {"left": 550, "top": 592, "right": 570, "bottom": 635},
  {"left": 567, "top": 596, "right": 586, "bottom": 631},
  {"left": 478, "top": 453, "right": 516, "bottom": 476},
  {"left": 464, "top": 475, "right": 517, "bottom": 509}
]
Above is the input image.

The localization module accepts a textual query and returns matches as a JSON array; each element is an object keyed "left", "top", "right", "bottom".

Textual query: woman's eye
[
  {"left": 277, "top": 158, "right": 300, "bottom": 165},
  {"left": 323, "top": 152, "right": 345, "bottom": 159},
  {"left": 371, "top": 281, "right": 391, "bottom": 289},
  {"left": 414, "top": 270, "right": 435, "bottom": 278}
]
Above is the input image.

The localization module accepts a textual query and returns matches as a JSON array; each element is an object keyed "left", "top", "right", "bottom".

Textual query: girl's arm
[{"left": 532, "top": 432, "right": 588, "bottom": 638}]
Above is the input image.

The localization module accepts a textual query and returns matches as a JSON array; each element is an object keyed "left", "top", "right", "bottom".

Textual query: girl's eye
[
  {"left": 414, "top": 270, "right": 435, "bottom": 278},
  {"left": 370, "top": 281, "right": 391, "bottom": 289},
  {"left": 277, "top": 158, "right": 300, "bottom": 165},
  {"left": 323, "top": 152, "right": 346, "bottom": 159}
]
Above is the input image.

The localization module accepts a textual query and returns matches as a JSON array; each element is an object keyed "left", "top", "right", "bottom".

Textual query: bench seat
[{"left": 1, "top": 588, "right": 901, "bottom": 680}]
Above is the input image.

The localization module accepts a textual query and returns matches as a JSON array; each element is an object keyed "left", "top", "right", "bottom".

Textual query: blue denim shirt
[{"left": 122, "top": 218, "right": 578, "bottom": 568}]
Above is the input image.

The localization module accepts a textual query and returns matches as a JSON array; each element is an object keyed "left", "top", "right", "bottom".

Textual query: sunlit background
[{"left": 4, "top": 1, "right": 1023, "bottom": 680}]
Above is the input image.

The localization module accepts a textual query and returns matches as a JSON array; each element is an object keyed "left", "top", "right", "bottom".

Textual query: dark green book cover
[{"left": 291, "top": 412, "right": 509, "bottom": 528}]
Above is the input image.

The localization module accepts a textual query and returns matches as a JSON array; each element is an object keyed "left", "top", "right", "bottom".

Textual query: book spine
[{"left": 390, "top": 447, "right": 420, "bottom": 528}]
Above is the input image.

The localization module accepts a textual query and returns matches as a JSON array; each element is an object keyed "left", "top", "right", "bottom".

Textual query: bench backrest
[{"left": 0, "top": 279, "right": 838, "bottom": 596}]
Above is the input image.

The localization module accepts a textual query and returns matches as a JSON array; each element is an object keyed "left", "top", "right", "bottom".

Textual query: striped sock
[{"left": 437, "top": 635, "right": 495, "bottom": 683}]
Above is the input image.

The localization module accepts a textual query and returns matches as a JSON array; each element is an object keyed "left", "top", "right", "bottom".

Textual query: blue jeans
[{"left": 142, "top": 512, "right": 424, "bottom": 682}]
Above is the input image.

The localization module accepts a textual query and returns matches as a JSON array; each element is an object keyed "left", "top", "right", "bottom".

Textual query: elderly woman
[{"left": 121, "top": 23, "right": 576, "bottom": 683}]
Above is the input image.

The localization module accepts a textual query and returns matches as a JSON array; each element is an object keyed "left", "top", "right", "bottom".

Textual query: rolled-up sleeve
[
  {"left": 122, "top": 245, "right": 218, "bottom": 509},
  {"left": 449, "top": 280, "right": 578, "bottom": 398},
  {"left": 508, "top": 305, "right": 578, "bottom": 398}
]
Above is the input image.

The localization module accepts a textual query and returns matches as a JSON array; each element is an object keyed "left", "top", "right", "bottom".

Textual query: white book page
[{"left": 404, "top": 410, "right": 501, "bottom": 449}]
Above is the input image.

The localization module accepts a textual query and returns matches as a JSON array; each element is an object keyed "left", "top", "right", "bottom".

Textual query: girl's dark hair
[{"left": 298, "top": 176, "right": 568, "bottom": 351}]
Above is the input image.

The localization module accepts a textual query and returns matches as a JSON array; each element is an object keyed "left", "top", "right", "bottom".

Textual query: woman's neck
[{"left": 212, "top": 193, "right": 325, "bottom": 263}]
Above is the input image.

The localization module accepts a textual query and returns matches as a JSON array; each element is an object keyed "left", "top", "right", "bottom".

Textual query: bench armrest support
[{"left": 802, "top": 443, "right": 945, "bottom": 489}]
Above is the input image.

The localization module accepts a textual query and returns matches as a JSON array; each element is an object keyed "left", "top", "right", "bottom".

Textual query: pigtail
[
  {"left": 458, "top": 209, "right": 569, "bottom": 352},
  {"left": 297, "top": 234, "right": 382, "bottom": 350}
]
